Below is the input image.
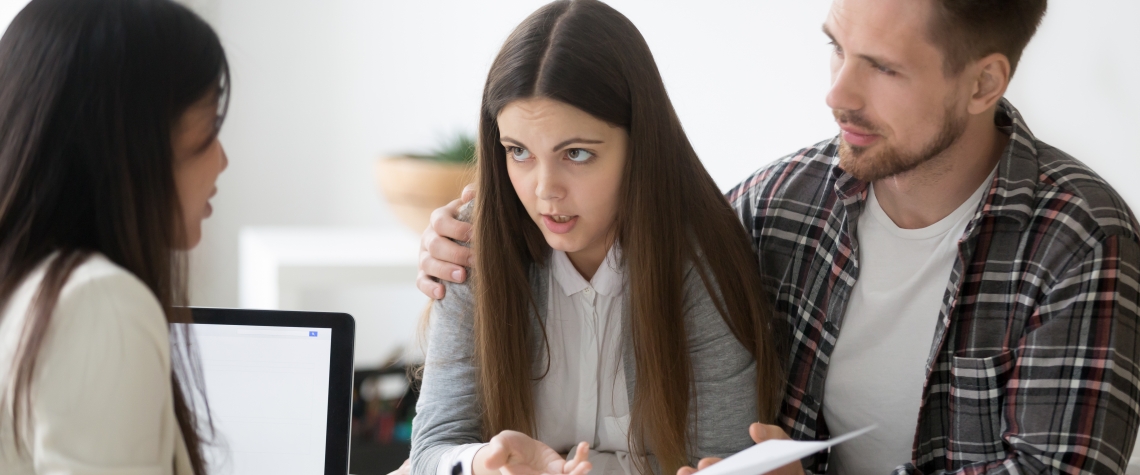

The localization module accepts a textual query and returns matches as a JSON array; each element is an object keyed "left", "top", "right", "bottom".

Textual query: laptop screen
[{"left": 182, "top": 324, "right": 334, "bottom": 475}]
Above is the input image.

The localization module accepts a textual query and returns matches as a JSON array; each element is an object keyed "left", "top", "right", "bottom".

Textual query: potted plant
[{"left": 375, "top": 134, "right": 476, "bottom": 232}]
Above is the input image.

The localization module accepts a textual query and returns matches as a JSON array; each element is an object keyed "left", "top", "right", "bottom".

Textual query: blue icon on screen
[{"left": 309, "top": 331, "right": 318, "bottom": 337}]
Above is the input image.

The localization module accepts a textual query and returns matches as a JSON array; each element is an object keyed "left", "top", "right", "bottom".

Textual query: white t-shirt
[
  {"left": 823, "top": 169, "right": 995, "bottom": 475},
  {"left": 439, "top": 246, "right": 633, "bottom": 475}
]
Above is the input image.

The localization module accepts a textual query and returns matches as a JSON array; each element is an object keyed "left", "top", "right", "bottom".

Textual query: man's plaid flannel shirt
[{"left": 727, "top": 100, "right": 1140, "bottom": 475}]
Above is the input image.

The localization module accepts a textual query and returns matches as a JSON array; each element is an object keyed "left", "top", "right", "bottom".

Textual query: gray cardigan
[{"left": 411, "top": 257, "right": 759, "bottom": 475}]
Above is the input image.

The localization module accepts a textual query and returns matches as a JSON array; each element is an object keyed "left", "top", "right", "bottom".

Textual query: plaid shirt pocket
[{"left": 948, "top": 351, "right": 1016, "bottom": 466}]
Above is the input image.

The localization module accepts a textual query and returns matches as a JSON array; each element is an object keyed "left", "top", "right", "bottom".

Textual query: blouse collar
[{"left": 551, "top": 244, "right": 624, "bottom": 297}]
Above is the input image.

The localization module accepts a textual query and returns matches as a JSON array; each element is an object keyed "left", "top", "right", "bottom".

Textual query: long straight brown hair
[
  {"left": 0, "top": 1, "right": 229, "bottom": 473},
  {"left": 471, "top": 1, "right": 784, "bottom": 473}
]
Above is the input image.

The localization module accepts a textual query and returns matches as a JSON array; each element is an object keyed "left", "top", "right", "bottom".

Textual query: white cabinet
[{"left": 239, "top": 227, "right": 426, "bottom": 367}]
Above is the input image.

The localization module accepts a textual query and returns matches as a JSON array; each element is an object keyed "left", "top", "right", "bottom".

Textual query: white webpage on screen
[{"left": 176, "top": 323, "right": 333, "bottom": 475}]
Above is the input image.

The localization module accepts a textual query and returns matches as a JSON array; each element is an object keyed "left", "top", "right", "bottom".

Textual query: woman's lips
[
  {"left": 542, "top": 214, "right": 578, "bottom": 234},
  {"left": 204, "top": 188, "right": 217, "bottom": 218},
  {"left": 840, "top": 126, "right": 880, "bottom": 147}
]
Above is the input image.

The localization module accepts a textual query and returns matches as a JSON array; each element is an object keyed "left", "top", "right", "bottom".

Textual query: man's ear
[{"left": 967, "top": 53, "right": 1011, "bottom": 115}]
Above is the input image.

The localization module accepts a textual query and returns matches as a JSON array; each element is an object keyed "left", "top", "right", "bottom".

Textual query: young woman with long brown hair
[
  {"left": 411, "top": 2, "right": 784, "bottom": 475},
  {"left": 0, "top": 0, "right": 228, "bottom": 473}
]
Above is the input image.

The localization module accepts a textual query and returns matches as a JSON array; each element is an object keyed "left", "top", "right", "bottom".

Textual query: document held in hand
[{"left": 696, "top": 426, "right": 876, "bottom": 475}]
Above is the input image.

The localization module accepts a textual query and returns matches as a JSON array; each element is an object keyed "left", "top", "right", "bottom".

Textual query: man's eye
[
  {"left": 829, "top": 41, "right": 843, "bottom": 56},
  {"left": 508, "top": 146, "right": 532, "bottom": 161},
  {"left": 566, "top": 149, "right": 594, "bottom": 163},
  {"left": 875, "top": 64, "right": 895, "bottom": 75}
]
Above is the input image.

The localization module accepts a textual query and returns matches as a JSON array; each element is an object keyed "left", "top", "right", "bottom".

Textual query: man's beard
[{"left": 835, "top": 105, "right": 967, "bottom": 183}]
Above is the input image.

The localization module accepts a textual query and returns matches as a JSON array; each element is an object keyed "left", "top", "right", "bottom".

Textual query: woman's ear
[{"left": 967, "top": 53, "right": 1011, "bottom": 115}]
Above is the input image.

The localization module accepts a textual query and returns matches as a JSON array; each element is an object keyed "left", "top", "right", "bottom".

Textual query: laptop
[{"left": 176, "top": 308, "right": 355, "bottom": 475}]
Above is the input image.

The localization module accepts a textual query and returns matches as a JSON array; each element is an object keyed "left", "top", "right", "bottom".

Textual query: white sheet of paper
[{"left": 696, "top": 426, "right": 876, "bottom": 475}]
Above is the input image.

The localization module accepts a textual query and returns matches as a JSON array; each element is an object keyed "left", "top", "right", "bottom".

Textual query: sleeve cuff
[{"left": 436, "top": 443, "right": 488, "bottom": 475}]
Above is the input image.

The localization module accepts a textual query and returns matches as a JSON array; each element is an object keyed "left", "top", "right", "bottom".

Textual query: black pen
[{"left": 453, "top": 461, "right": 463, "bottom": 475}]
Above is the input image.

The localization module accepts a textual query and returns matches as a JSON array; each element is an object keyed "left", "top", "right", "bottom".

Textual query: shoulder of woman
[
  {"left": 680, "top": 255, "right": 721, "bottom": 309},
  {"left": 24, "top": 254, "right": 179, "bottom": 463},
  {"left": 51, "top": 254, "right": 169, "bottom": 347},
  {"left": 677, "top": 255, "right": 741, "bottom": 345}
]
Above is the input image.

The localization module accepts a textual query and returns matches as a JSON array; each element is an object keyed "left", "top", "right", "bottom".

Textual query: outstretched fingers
[
  {"left": 563, "top": 460, "right": 592, "bottom": 475},
  {"left": 482, "top": 437, "right": 512, "bottom": 471},
  {"left": 562, "top": 442, "right": 591, "bottom": 474}
]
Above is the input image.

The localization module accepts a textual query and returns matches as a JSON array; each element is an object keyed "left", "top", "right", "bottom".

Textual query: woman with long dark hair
[
  {"left": 411, "top": 2, "right": 784, "bottom": 475},
  {"left": 0, "top": 0, "right": 228, "bottom": 473}
]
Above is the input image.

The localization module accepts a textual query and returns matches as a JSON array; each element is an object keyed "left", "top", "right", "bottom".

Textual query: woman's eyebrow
[
  {"left": 500, "top": 136, "right": 527, "bottom": 148},
  {"left": 551, "top": 138, "right": 603, "bottom": 151}
]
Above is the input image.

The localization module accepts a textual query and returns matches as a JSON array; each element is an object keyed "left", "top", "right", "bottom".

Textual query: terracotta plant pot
[{"left": 375, "top": 156, "right": 474, "bottom": 232}]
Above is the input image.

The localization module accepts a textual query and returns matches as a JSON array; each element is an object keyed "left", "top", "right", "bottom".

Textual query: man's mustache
[{"left": 832, "top": 109, "right": 879, "bottom": 134}]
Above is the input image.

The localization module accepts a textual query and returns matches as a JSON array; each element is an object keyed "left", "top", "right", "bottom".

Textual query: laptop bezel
[{"left": 189, "top": 307, "right": 355, "bottom": 475}]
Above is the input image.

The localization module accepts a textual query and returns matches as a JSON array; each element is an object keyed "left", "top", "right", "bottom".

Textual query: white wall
[
  {"left": 1, "top": 0, "right": 1138, "bottom": 362},
  {"left": 1006, "top": 0, "right": 1140, "bottom": 209},
  {"left": 0, "top": 2, "right": 24, "bottom": 37}
]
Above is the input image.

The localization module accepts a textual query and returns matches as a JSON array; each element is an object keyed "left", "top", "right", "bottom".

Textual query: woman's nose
[{"left": 534, "top": 161, "right": 564, "bottom": 201}]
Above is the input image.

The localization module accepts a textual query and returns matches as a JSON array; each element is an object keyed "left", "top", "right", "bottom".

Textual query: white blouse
[
  {"left": 440, "top": 246, "right": 634, "bottom": 475},
  {"left": 0, "top": 254, "right": 192, "bottom": 475}
]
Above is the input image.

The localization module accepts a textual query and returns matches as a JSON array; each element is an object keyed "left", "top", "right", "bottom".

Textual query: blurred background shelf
[
  {"left": 239, "top": 226, "right": 427, "bottom": 368},
  {"left": 350, "top": 366, "right": 418, "bottom": 475}
]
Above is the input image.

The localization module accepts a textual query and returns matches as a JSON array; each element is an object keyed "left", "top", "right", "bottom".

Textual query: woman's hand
[
  {"left": 675, "top": 423, "right": 803, "bottom": 475},
  {"left": 479, "top": 431, "right": 592, "bottom": 475}
]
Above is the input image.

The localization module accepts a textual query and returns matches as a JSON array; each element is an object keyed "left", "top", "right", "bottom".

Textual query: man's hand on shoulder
[{"left": 417, "top": 185, "right": 478, "bottom": 300}]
